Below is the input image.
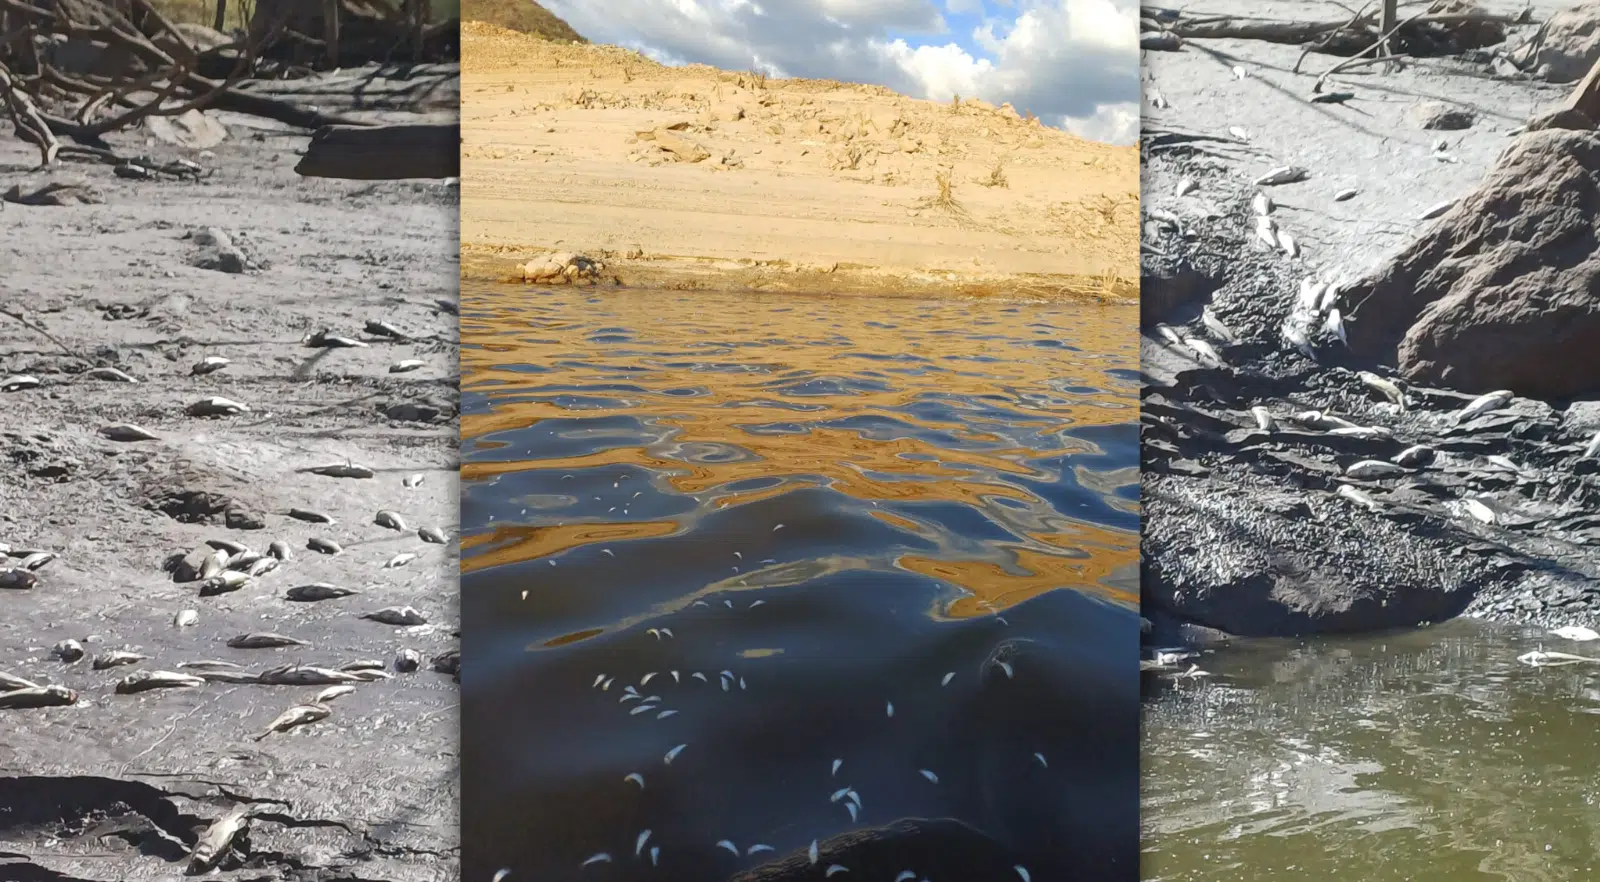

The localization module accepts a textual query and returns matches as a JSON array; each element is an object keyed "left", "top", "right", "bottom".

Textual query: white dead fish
[
  {"left": 0, "top": 375, "right": 40, "bottom": 392},
  {"left": 1346, "top": 460, "right": 1406, "bottom": 480},
  {"left": 1551, "top": 626, "right": 1600, "bottom": 642},
  {"left": 227, "top": 632, "right": 309, "bottom": 649},
  {"left": 85, "top": 366, "right": 137, "bottom": 383},
  {"left": 1254, "top": 165, "right": 1308, "bottom": 186},
  {"left": 1461, "top": 497, "right": 1497, "bottom": 524},
  {"left": 1182, "top": 337, "right": 1224, "bottom": 368},
  {"left": 635, "top": 829, "right": 652, "bottom": 856},
  {"left": 1277, "top": 229, "right": 1299, "bottom": 258},
  {"left": 1583, "top": 431, "right": 1600, "bottom": 459},
  {"left": 1200, "top": 307, "right": 1235, "bottom": 344},
  {"left": 1251, "top": 191, "right": 1273, "bottom": 216},
  {"left": 418, "top": 526, "right": 448, "bottom": 544},
  {"left": 1456, "top": 390, "right": 1512, "bottom": 424},
  {"left": 1419, "top": 199, "right": 1455, "bottom": 220},
  {"left": 1319, "top": 280, "right": 1343, "bottom": 313},
  {"left": 1394, "top": 444, "right": 1434, "bottom": 467},
  {"left": 403, "top": 473, "right": 425, "bottom": 488},
  {"left": 1249, "top": 406, "right": 1275, "bottom": 432},
  {"left": 362, "top": 606, "right": 427, "bottom": 626},
  {"left": 1281, "top": 322, "right": 1317, "bottom": 361},
  {"left": 1518, "top": 650, "right": 1600, "bottom": 667},
  {"left": 115, "top": 670, "right": 206, "bottom": 693},
  {"left": 192, "top": 355, "right": 231, "bottom": 375},
  {"left": 374, "top": 510, "right": 407, "bottom": 531},
  {"left": 1228, "top": 125, "right": 1251, "bottom": 142},
  {"left": 93, "top": 650, "right": 148, "bottom": 670},
  {"left": 187, "top": 806, "right": 253, "bottom": 873},
  {"left": 389, "top": 359, "right": 425, "bottom": 373},
  {"left": 384, "top": 552, "right": 418, "bottom": 569},
  {"left": 1297, "top": 277, "right": 1325, "bottom": 313},
  {"left": 1334, "top": 188, "right": 1358, "bottom": 201},
  {"left": 173, "top": 609, "right": 199, "bottom": 628},
  {"left": 365, "top": 319, "right": 407, "bottom": 339},
  {"left": 100, "top": 423, "right": 159, "bottom": 442},
  {"left": 1323, "top": 308, "right": 1346, "bottom": 345},
  {"left": 919, "top": 769, "right": 939, "bottom": 783},
  {"left": 1337, "top": 484, "right": 1381, "bottom": 511},
  {"left": 1329, "top": 426, "right": 1393, "bottom": 440},
  {"left": 1176, "top": 177, "right": 1198, "bottom": 197},
  {"left": 1357, "top": 371, "right": 1405, "bottom": 409},
  {"left": 253, "top": 702, "right": 331, "bottom": 740},
  {"left": 1154, "top": 323, "right": 1184, "bottom": 348},
  {"left": 314, "top": 685, "right": 357, "bottom": 703},
  {"left": 625, "top": 772, "right": 645, "bottom": 788},
  {"left": 581, "top": 853, "right": 612, "bottom": 867},
  {"left": 664, "top": 743, "right": 687, "bottom": 764},
  {"left": 716, "top": 840, "right": 740, "bottom": 857},
  {"left": 1254, "top": 215, "right": 1279, "bottom": 248},
  {"left": 187, "top": 396, "right": 249, "bottom": 417}
]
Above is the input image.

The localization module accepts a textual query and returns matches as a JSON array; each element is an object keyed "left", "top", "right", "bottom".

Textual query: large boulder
[
  {"left": 1344, "top": 129, "right": 1600, "bottom": 400},
  {"left": 1512, "top": 5, "right": 1600, "bottom": 83}
]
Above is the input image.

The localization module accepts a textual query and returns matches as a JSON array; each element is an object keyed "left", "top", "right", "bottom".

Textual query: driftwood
[
  {"left": 1564, "top": 55, "right": 1600, "bottom": 122},
  {"left": 293, "top": 122, "right": 457, "bottom": 180},
  {"left": 1155, "top": 7, "right": 1527, "bottom": 55}
]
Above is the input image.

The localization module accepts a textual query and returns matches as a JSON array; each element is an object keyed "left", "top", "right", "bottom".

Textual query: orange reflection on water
[{"left": 462, "top": 288, "right": 1138, "bottom": 611}]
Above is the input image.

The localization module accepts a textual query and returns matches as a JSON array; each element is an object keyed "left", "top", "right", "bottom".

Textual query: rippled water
[
  {"left": 459, "top": 284, "right": 1140, "bottom": 881},
  {"left": 1142, "top": 620, "right": 1600, "bottom": 882}
]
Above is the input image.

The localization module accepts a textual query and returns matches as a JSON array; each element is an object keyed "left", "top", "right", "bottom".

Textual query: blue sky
[{"left": 541, "top": 0, "right": 1140, "bottom": 145}]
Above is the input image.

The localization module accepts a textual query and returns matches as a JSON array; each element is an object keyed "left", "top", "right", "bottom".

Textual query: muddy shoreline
[
  {"left": 0, "top": 69, "right": 461, "bottom": 881},
  {"left": 1138, "top": 3, "right": 1600, "bottom": 643}
]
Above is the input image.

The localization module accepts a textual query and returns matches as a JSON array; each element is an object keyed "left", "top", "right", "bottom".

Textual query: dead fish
[
  {"left": 85, "top": 366, "right": 137, "bottom": 383},
  {"left": 1345, "top": 460, "right": 1407, "bottom": 480},
  {"left": 314, "top": 685, "right": 357, "bottom": 703},
  {"left": 307, "top": 538, "right": 342, "bottom": 555},
  {"left": 176, "top": 660, "right": 243, "bottom": 670},
  {"left": 1228, "top": 125, "right": 1251, "bottom": 142},
  {"left": 1334, "top": 188, "right": 1358, "bottom": 201},
  {"left": 18, "top": 551, "right": 56, "bottom": 571},
  {"left": 418, "top": 526, "right": 447, "bottom": 544},
  {"left": 267, "top": 540, "right": 292, "bottom": 561},
  {"left": 192, "top": 355, "right": 231, "bottom": 375},
  {"left": 0, "top": 685, "right": 77, "bottom": 709},
  {"left": 100, "top": 423, "right": 159, "bottom": 442},
  {"left": 1419, "top": 199, "right": 1455, "bottom": 220},
  {"left": 1231, "top": 64, "right": 1247, "bottom": 79},
  {"left": 1288, "top": 410, "right": 1356, "bottom": 431},
  {"left": 286, "top": 583, "right": 358, "bottom": 602},
  {"left": 362, "top": 606, "right": 427, "bottom": 626},
  {"left": 1322, "top": 308, "right": 1346, "bottom": 345},
  {"left": 1200, "top": 306, "right": 1235, "bottom": 344},
  {"left": 1175, "top": 177, "right": 1198, "bottom": 197},
  {"left": 1278, "top": 230, "right": 1300, "bottom": 258},
  {"left": 53, "top": 639, "right": 84, "bottom": 662},
  {"left": 198, "top": 549, "right": 227, "bottom": 580},
  {"left": 224, "top": 549, "right": 262, "bottom": 569},
  {"left": 1182, "top": 337, "right": 1223, "bottom": 368},
  {"left": 383, "top": 552, "right": 418, "bottom": 569},
  {"left": 403, "top": 474, "right": 425, "bottom": 488},
  {"left": 0, "top": 671, "right": 40, "bottom": 691},
  {"left": 1297, "top": 277, "right": 1325, "bottom": 313},
  {"left": 258, "top": 664, "right": 363, "bottom": 686},
  {"left": 1462, "top": 497, "right": 1497, "bottom": 524},
  {"left": 253, "top": 702, "right": 331, "bottom": 740},
  {"left": 1, "top": 374, "right": 42, "bottom": 392},
  {"left": 308, "top": 463, "right": 375, "bottom": 479},
  {"left": 1456, "top": 389, "right": 1512, "bottom": 424},
  {"left": 1282, "top": 321, "right": 1316, "bottom": 360},
  {"left": 245, "top": 557, "right": 279, "bottom": 577},
  {"left": 1337, "top": 484, "right": 1381, "bottom": 511},
  {"left": 115, "top": 670, "right": 206, "bottom": 693},
  {"left": 1254, "top": 165, "right": 1309, "bottom": 186},
  {"left": 0, "top": 569, "right": 36, "bottom": 591},
  {"left": 196, "top": 670, "right": 262, "bottom": 684},
  {"left": 1251, "top": 191, "right": 1274, "bottom": 216},
  {"left": 1154, "top": 323, "right": 1184, "bottom": 348},
  {"left": 339, "top": 660, "right": 387, "bottom": 672},
  {"left": 389, "top": 359, "right": 425, "bottom": 373},
  {"left": 1329, "top": 425, "right": 1393, "bottom": 440},
  {"left": 305, "top": 330, "right": 368, "bottom": 348},
  {"left": 365, "top": 319, "right": 408, "bottom": 339},
  {"left": 288, "top": 508, "right": 336, "bottom": 524},
  {"left": 394, "top": 649, "right": 424, "bottom": 673},
  {"left": 187, "top": 396, "right": 249, "bottom": 417},
  {"left": 174, "top": 609, "right": 199, "bottom": 628},
  {"left": 226, "top": 632, "right": 309, "bottom": 649},
  {"left": 1584, "top": 432, "right": 1600, "bottom": 460},
  {"left": 1394, "top": 444, "right": 1435, "bottom": 467},
  {"left": 1254, "top": 215, "right": 1279, "bottom": 248},
  {"left": 375, "top": 510, "right": 407, "bottom": 531},
  {"left": 92, "top": 650, "right": 148, "bottom": 670},
  {"left": 198, "top": 571, "right": 250, "bottom": 597},
  {"left": 1357, "top": 371, "right": 1406, "bottom": 409},
  {"left": 1249, "top": 406, "right": 1276, "bottom": 432}
]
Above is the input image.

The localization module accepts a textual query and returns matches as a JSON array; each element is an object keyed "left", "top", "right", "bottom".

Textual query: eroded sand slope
[{"left": 461, "top": 22, "right": 1139, "bottom": 300}]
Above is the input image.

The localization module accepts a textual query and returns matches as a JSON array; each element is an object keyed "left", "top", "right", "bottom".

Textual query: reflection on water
[
  {"left": 1142, "top": 620, "right": 1600, "bottom": 882},
  {"left": 460, "top": 285, "right": 1140, "bottom": 881}
]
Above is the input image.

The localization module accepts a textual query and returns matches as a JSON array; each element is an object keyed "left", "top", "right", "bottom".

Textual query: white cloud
[{"left": 542, "top": 0, "right": 1139, "bottom": 145}]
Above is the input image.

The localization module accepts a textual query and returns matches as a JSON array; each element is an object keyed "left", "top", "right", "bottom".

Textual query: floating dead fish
[
  {"left": 287, "top": 583, "right": 358, "bottom": 602},
  {"left": 1252, "top": 191, "right": 1273, "bottom": 216},
  {"left": 384, "top": 552, "right": 418, "bottom": 569},
  {"left": 1175, "top": 177, "right": 1198, "bottom": 197},
  {"left": 1551, "top": 626, "right": 1600, "bottom": 642},
  {"left": 1456, "top": 389, "right": 1512, "bottom": 424},
  {"left": 1357, "top": 371, "right": 1405, "bottom": 409},
  {"left": 1518, "top": 650, "right": 1600, "bottom": 667},
  {"left": 254, "top": 702, "right": 331, "bottom": 740},
  {"left": 187, "top": 396, "right": 249, "bottom": 417},
  {"left": 174, "top": 609, "right": 199, "bottom": 627},
  {"left": 0, "top": 569, "right": 36, "bottom": 591},
  {"left": 267, "top": 540, "right": 292, "bottom": 561},
  {"left": 1345, "top": 460, "right": 1406, "bottom": 480},
  {"left": 664, "top": 743, "right": 687, "bottom": 764},
  {"left": 305, "top": 330, "right": 368, "bottom": 348},
  {"left": 288, "top": 508, "right": 336, "bottom": 524},
  {"left": 0, "top": 684, "right": 77, "bottom": 709},
  {"left": 403, "top": 474, "right": 425, "bottom": 488},
  {"left": 1394, "top": 444, "right": 1434, "bottom": 467},
  {"left": 85, "top": 366, "right": 136, "bottom": 383},
  {"left": 919, "top": 769, "right": 939, "bottom": 783},
  {"left": 1337, "top": 484, "right": 1381, "bottom": 511},
  {"left": 93, "top": 650, "right": 147, "bottom": 670},
  {"left": 389, "top": 359, "right": 425, "bottom": 373},
  {"left": 100, "top": 423, "right": 159, "bottom": 442},
  {"left": 826, "top": 866, "right": 850, "bottom": 877},
  {"left": 1, "top": 374, "right": 41, "bottom": 392},
  {"left": 394, "top": 649, "right": 424, "bottom": 673},
  {"left": 192, "top": 355, "right": 231, "bottom": 375},
  {"left": 365, "top": 319, "right": 408, "bottom": 340},
  {"left": 226, "top": 632, "right": 309, "bottom": 649},
  {"left": 258, "top": 664, "right": 363, "bottom": 686},
  {"left": 315, "top": 684, "right": 357, "bottom": 703},
  {"left": 375, "top": 510, "right": 407, "bottom": 531},
  {"left": 1254, "top": 165, "right": 1308, "bottom": 186},
  {"left": 362, "top": 606, "right": 427, "bottom": 626},
  {"left": 716, "top": 840, "right": 739, "bottom": 857},
  {"left": 418, "top": 526, "right": 447, "bottom": 544},
  {"left": 1249, "top": 406, "right": 1275, "bottom": 432},
  {"left": 53, "top": 639, "right": 84, "bottom": 662},
  {"left": 582, "top": 853, "right": 612, "bottom": 867},
  {"left": 116, "top": 670, "right": 205, "bottom": 693},
  {"left": 198, "top": 571, "right": 250, "bottom": 597},
  {"left": 1015, "top": 866, "right": 1033, "bottom": 882},
  {"left": 1419, "top": 199, "right": 1455, "bottom": 220},
  {"left": 308, "top": 463, "right": 375, "bottom": 479},
  {"left": 307, "top": 538, "right": 342, "bottom": 555}
]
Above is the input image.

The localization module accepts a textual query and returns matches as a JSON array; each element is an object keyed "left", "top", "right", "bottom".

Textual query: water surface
[
  {"left": 460, "top": 285, "right": 1140, "bottom": 881},
  {"left": 1143, "top": 620, "right": 1600, "bottom": 882}
]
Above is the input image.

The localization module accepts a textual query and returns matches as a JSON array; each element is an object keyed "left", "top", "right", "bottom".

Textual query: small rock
[{"left": 1408, "top": 100, "right": 1475, "bottom": 131}]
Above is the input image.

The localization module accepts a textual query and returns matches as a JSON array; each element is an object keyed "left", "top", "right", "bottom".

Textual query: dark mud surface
[
  {"left": 459, "top": 287, "right": 1141, "bottom": 882},
  {"left": 1139, "top": 3, "right": 1600, "bottom": 640},
  {"left": 0, "top": 72, "right": 461, "bottom": 881}
]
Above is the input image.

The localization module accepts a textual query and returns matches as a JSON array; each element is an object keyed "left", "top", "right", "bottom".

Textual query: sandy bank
[{"left": 460, "top": 22, "right": 1139, "bottom": 302}]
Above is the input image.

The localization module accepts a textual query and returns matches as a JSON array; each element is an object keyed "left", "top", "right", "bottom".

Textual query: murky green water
[{"left": 1142, "top": 620, "right": 1600, "bottom": 882}]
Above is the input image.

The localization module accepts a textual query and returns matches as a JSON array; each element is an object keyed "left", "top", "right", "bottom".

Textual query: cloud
[{"left": 541, "top": 0, "right": 1139, "bottom": 145}]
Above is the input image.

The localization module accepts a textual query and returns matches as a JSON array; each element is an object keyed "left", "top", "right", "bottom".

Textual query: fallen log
[{"left": 293, "top": 122, "right": 458, "bottom": 180}]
